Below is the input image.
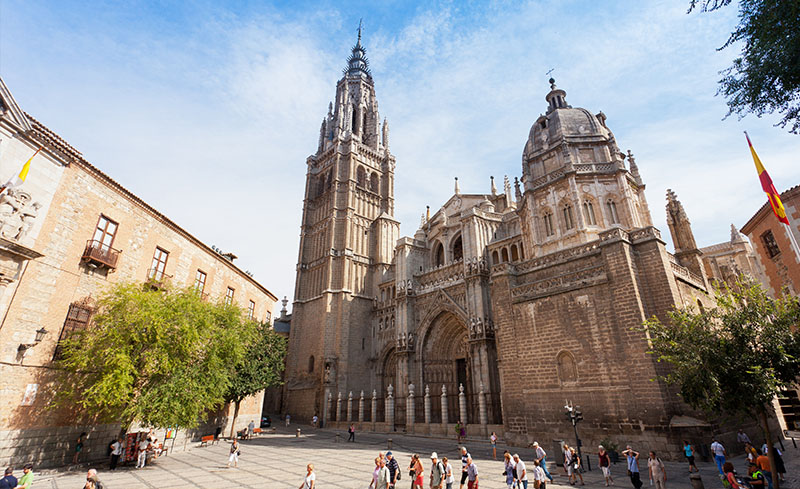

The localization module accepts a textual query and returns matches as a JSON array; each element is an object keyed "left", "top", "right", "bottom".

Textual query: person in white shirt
[
  {"left": 109, "top": 437, "right": 123, "bottom": 470},
  {"left": 443, "top": 456, "right": 455, "bottom": 489},
  {"left": 136, "top": 436, "right": 150, "bottom": 469},
  {"left": 532, "top": 442, "right": 553, "bottom": 482},
  {"left": 532, "top": 460, "right": 547, "bottom": 489},
  {"left": 299, "top": 463, "right": 316, "bottom": 489},
  {"left": 248, "top": 420, "right": 256, "bottom": 434},
  {"left": 710, "top": 438, "right": 727, "bottom": 475},
  {"left": 514, "top": 454, "right": 528, "bottom": 489}
]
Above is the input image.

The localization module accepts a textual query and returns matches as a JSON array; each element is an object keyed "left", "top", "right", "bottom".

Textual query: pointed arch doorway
[{"left": 420, "top": 311, "right": 471, "bottom": 424}]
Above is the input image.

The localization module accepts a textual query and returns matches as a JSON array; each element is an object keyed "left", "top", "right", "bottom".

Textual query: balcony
[
  {"left": 146, "top": 268, "right": 173, "bottom": 290},
  {"left": 81, "top": 240, "right": 120, "bottom": 270}
]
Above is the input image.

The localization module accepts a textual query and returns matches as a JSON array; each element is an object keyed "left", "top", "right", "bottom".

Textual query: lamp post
[
  {"left": 18, "top": 327, "right": 48, "bottom": 354},
  {"left": 564, "top": 402, "right": 585, "bottom": 471}
]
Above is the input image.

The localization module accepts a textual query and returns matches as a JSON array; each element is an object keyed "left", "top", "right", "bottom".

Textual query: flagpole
[{"left": 783, "top": 221, "right": 800, "bottom": 264}]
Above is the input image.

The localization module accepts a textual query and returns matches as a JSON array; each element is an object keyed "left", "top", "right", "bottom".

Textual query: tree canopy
[
  {"left": 689, "top": 0, "right": 800, "bottom": 133},
  {"left": 55, "top": 282, "right": 258, "bottom": 431}
]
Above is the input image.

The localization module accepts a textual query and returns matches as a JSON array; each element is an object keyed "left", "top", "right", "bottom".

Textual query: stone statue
[
  {"left": 441, "top": 384, "right": 447, "bottom": 395},
  {"left": 408, "top": 383, "right": 415, "bottom": 396},
  {"left": 407, "top": 332, "right": 414, "bottom": 349},
  {"left": 459, "top": 383, "right": 465, "bottom": 394},
  {"left": 387, "top": 384, "right": 393, "bottom": 398},
  {"left": 425, "top": 384, "right": 430, "bottom": 396},
  {"left": 18, "top": 202, "right": 44, "bottom": 239},
  {"left": 324, "top": 363, "right": 333, "bottom": 383},
  {"left": 0, "top": 190, "right": 31, "bottom": 240}
]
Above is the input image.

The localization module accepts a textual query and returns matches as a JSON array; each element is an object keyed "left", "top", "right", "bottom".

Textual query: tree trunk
[
  {"left": 760, "top": 407, "right": 780, "bottom": 489},
  {"left": 229, "top": 399, "right": 241, "bottom": 439}
]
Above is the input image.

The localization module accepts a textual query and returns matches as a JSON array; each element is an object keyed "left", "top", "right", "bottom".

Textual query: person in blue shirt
[
  {"left": 621, "top": 446, "right": 643, "bottom": 489},
  {"left": 0, "top": 467, "right": 17, "bottom": 489},
  {"left": 682, "top": 441, "right": 699, "bottom": 473}
]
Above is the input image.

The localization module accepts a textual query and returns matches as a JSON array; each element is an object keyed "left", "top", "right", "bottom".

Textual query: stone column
[
  {"left": 458, "top": 383, "right": 468, "bottom": 424},
  {"left": 440, "top": 384, "right": 449, "bottom": 425},
  {"left": 407, "top": 383, "right": 415, "bottom": 429},
  {"left": 371, "top": 389, "right": 377, "bottom": 423},
  {"left": 424, "top": 385, "right": 431, "bottom": 424},
  {"left": 326, "top": 390, "right": 333, "bottom": 421},
  {"left": 478, "top": 382, "right": 488, "bottom": 426},
  {"left": 347, "top": 391, "right": 353, "bottom": 422},
  {"left": 359, "top": 390, "right": 365, "bottom": 423},
  {"left": 336, "top": 392, "right": 342, "bottom": 422},
  {"left": 386, "top": 384, "right": 395, "bottom": 429}
]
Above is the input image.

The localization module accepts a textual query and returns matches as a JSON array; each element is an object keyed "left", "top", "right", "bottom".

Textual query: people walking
[
  {"left": 0, "top": 467, "right": 16, "bottom": 489},
  {"left": 514, "top": 454, "right": 528, "bottom": 489},
  {"left": 490, "top": 432, "right": 498, "bottom": 460},
  {"left": 377, "top": 458, "right": 391, "bottom": 489},
  {"left": 443, "top": 457, "right": 454, "bottom": 489},
  {"left": 299, "top": 464, "right": 315, "bottom": 489},
  {"left": 621, "top": 446, "right": 643, "bottom": 489},
  {"left": 136, "top": 436, "right": 150, "bottom": 469},
  {"left": 532, "top": 460, "right": 546, "bottom": 489},
  {"left": 598, "top": 445, "right": 613, "bottom": 486},
  {"left": 647, "top": 452, "right": 666, "bottom": 489},
  {"left": 745, "top": 442, "right": 758, "bottom": 467},
  {"left": 84, "top": 468, "right": 104, "bottom": 489},
  {"left": 370, "top": 457, "right": 382, "bottom": 489},
  {"left": 723, "top": 462, "right": 741, "bottom": 489},
  {"left": 456, "top": 421, "right": 466, "bottom": 443},
  {"left": 349, "top": 423, "right": 356, "bottom": 442},
  {"left": 109, "top": 437, "right": 122, "bottom": 470},
  {"left": 563, "top": 445, "right": 575, "bottom": 482},
  {"left": 569, "top": 447, "right": 584, "bottom": 486},
  {"left": 73, "top": 432, "right": 87, "bottom": 465},
  {"left": 15, "top": 463, "right": 34, "bottom": 489},
  {"left": 410, "top": 453, "right": 424, "bottom": 489},
  {"left": 465, "top": 456, "right": 479, "bottom": 489},
  {"left": 286, "top": 413, "right": 291, "bottom": 427},
  {"left": 503, "top": 452, "right": 516, "bottom": 489},
  {"left": 737, "top": 429, "right": 752, "bottom": 450},
  {"left": 248, "top": 419, "right": 255, "bottom": 435},
  {"left": 755, "top": 449, "right": 773, "bottom": 489},
  {"left": 682, "top": 440, "right": 698, "bottom": 473},
  {"left": 227, "top": 438, "right": 240, "bottom": 468},
  {"left": 387, "top": 451, "right": 400, "bottom": 489},
  {"left": 710, "top": 438, "right": 727, "bottom": 475},
  {"left": 532, "top": 442, "right": 553, "bottom": 482},
  {"left": 459, "top": 447, "right": 471, "bottom": 489},
  {"left": 430, "top": 452, "right": 444, "bottom": 489}
]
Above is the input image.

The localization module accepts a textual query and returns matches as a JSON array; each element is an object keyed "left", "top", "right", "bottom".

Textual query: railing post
[
  {"left": 441, "top": 384, "right": 448, "bottom": 426},
  {"left": 347, "top": 391, "right": 353, "bottom": 422},
  {"left": 407, "top": 383, "right": 415, "bottom": 429},
  {"left": 336, "top": 391, "right": 342, "bottom": 422},
  {"left": 386, "top": 384, "right": 395, "bottom": 429},
  {"left": 424, "top": 384, "right": 431, "bottom": 424},
  {"left": 459, "top": 383, "right": 468, "bottom": 425},
  {"left": 479, "top": 382, "right": 488, "bottom": 426},
  {"left": 359, "top": 390, "right": 365, "bottom": 423},
  {"left": 371, "top": 389, "right": 377, "bottom": 423},
  {"left": 327, "top": 391, "right": 333, "bottom": 421}
]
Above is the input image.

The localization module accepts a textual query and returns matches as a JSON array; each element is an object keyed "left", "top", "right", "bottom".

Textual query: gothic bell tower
[{"left": 285, "top": 27, "right": 399, "bottom": 421}]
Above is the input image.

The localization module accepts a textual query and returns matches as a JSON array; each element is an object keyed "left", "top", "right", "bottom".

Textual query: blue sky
[{"left": 2, "top": 0, "right": 799, "bottom": 304}]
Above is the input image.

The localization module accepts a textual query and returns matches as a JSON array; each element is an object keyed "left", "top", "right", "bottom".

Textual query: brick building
[
  {"left": 285, "top": 34, "right": 733, "bottom": 454},
  {"left": 0, "top": 77, "right": 278, "bottom": 467}
]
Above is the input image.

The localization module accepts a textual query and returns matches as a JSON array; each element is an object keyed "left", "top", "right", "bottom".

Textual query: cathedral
[{"left": 285, "top": 31, "right": 724, "bottom": 452}]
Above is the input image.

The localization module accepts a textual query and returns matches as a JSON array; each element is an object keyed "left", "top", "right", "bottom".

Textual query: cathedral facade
[{"left": 285, "top": 34, "right": 719, "bottom": 451}]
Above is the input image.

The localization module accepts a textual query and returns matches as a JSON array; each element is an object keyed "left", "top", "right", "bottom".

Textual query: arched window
[
  {"left": 434, "top": 242, "right": 445, "bottom": 267},
  {"left": 606, "top": 200, "right": 619, "bottom": 224},
  {"left": 492, "top": 250, "right": 500, "bottom": 265},
  {"left": 556, "top": 351, "right": 577, "bottom": 382},
  {"left": 370, "top": 172, "right": 379, "bottom": 193},
  {"left": 452, "top": 236, "right": 463, "bottom": 261},
  {"left": 326, "top": 171, "right": 333, "bottom": 189},
  {"left": 583, "top": 200, "right": 597, "bottom": 225},
  {"left": 308, "top": 355, "right": 315, "bottom": 373},
  {"left": 501, "top": 248, "right": 509, "bottom": 263},
  {"left": 511, "top": 244, "right": 519, "bottom": 261},
  {"left": 352, "top": 105, "right": 358, "bottom": 135},
  {"left": 543, "top": 212, "right": 555, "bottom": 237},
  {"left": 357, "top": 166, "right": 366, "bottom": 188},
  {"left": 563, "top": 205, "right": 575, "bottom": 230}
]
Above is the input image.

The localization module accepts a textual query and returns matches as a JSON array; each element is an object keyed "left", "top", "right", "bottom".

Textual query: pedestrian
[
  {"left": 710, "top": 437, "right": 727, "bottom": 475},
  {"left": 532, "top": 460, "right": 546, "bottom": 489},
  {"left": 490, "top": 432, "right": 498, "bottom": 460},
  {"left": 647, "top": 452, "right": 666, "bottom": 489},
  {"left": 682, "top": 440, "right": 698, "bottom": 473},
  {"left": 532, "top": 442, "right": 553, "bottom": 482},
  {"left": 723, "top": 462, "right": 740, "bottom": 489},
  {"left": 227, "top": 438, "right": 240, "bottom": 468},
  {"left": 621, "top": 446, "right": 643, "bottom": 489},
  {"left": 503, "top": 452, "right": 516, "bottom": 489},
  {"left": 312, "top": 415, "right": 319, "bottom": 428},
  {"left": 513, "top": 454, "right": 528, "bottom": 489},
  {"left": 772, "top": 445, "right": 786, "bottom": 482},
  {"left": 456, "top": 421, "right": 466, "bottom": 443},
  {"left": 136, "top": 435, "right": 150, "bottom": 469},
  {"left": 748, "top": 464, "right": 766, "bottom": 489},
  {"left": 248, "top": 419, "right": 256, "bottom": 435},
  {"left": 84, "top": 468, "right": 104, "bottom": 489},
  {"left": 737, "top": 429, "right": 752, "bottom": 449},
  {"left": 377, "top": 457, "right": 391, "bottom": 489},
  {"left": 745, "top": 442, "right": 758, "bottom": 467},
  {"left": 459, "top": 447, "right": 471, "bottom": 489},
  {"left": 286, "top": 413, "right": 291, "bottom": 427},
  {"left": 598, "top": 445, "right": 614, "bottom": 486},
  {"left": 387, "top": 451, "right": 400, "bottom": 489},
  {"left": 443, "top": 456, "right": 454, "bottom": 489},
  {"left": 349, "top": 423, "right": 356, "bottom": 442},
  {"left": 299, "top": 464, "right": 316, "bottom": 489},
  {"left": 0, "top": 467, "right": 16, "bottom": 489},
  {"left": 410, "top": 453, "right": 424, "bottom": 489},
  {"left": 109, "top": 437, "right": 122, "bottom": 470},
  {"left": 430, "top": 452, "right": 444, "bottom": 489},
  {"left": 755, "top": 449, "right": 773, "bottom": 489},
  {"left": 465, "top": 456, "right": 479, "bottom": 489},
  {"left": 569, "top": 447, "right": 584, "bottom": 486},
  {"left": 15, "top": 463, "right": 34, "bottom": 489},
  {"left": 370, "top": 457, "right": 382, "bottom": 489},
  {"left": 73, "top": 432, "right": 87, "bottom": 465},
  {"left": 562, "top": 444, "right": 571, "bottom": 476}
]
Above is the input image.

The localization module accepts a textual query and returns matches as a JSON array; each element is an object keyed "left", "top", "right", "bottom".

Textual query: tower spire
[{"left": 346, "top": 20, "right": 371, "bottom": 78}]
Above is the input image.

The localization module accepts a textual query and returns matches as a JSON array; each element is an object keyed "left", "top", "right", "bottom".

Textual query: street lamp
[
  {"left": 17, "top": 327, "right": 48, "bottom": 354},
  {"left": 564, "top": 402, "right": 585, "bottom": 470}
]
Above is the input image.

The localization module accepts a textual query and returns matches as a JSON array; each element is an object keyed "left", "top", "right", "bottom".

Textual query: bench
[
  {"left": 252, "top": 428, "right": 262, "bottom": 436},
  {"left": 200, "top": 435, "right": 214, "bottom": 447}
]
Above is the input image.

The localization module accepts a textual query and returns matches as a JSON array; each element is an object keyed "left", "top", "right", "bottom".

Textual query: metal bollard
[
  {"left": 335, "top": 433, "right": 341, "bottom": 443},
  {"left": 296, "top": 428, "right": 301, "bottom": 438},
  {"left": 689, "top": 473, "right": 704, "bottom": 489},
  {"left": 387, "top": 439, "right": 392, "bottom": 450}
]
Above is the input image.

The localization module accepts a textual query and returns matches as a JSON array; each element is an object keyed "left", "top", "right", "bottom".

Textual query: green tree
[
  {"left": 223, "top": 321, "right": 287, "bottom": 438},
  {"left": 55, "top": 282, "right": 256, "bottom": 434},
  {"left": 688, "top": 0, "right": 800, "bottom": 133},
  {"left": 644, "top": 277, "right": 800, "bottom": 489}
]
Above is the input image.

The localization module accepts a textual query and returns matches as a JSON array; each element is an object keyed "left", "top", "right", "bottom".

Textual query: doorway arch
[{"left": 420, "top": 311, "right": 469, "bottom": 423}]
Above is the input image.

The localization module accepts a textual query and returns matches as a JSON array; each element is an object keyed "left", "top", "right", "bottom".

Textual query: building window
[
  {"left": 556, "top": 350, "right": 578, "bottom": 383},
  {"left": 492, "top": 250, "right": 499, "bottom": 265},
  {"left": 433, "top": 242, "right": 445, "bottom": 267},
  {"left": 308, "top": 355, "right": 315, "bottom": 373},
  {"left": 148, "top": 247, "right": 169, "bottom": 281},
  {"left": 563, "top": 205, "right": 575, "bottom": 230},
  {"left": 370, "top": 172, "right": 379, "bottom": 193},
  {"left": 452, "top": 235, "right": 463, "bottom": 261},
  {"left": 543, "top": 212, "right": 554, "bottom": 237},
  {"left": 194, "top": 270, "right": 207, "bottom": 293},
  {"left": 53, "top": 302, "right": 93, "bottom": 360},
  {"left": 247, "top": 300, "right": 256, "bottom": 320},
  {"left": 265, "top": 310, "right": 272, "bottom": 322},
  {"left": 92, "top": 215, "right": 118, "bottom": 250},
  {"left": 501, "top": 248, "right": 509, "bottom": 263},
  {"left": 583, "top": 201, "right": 597, "bottom": 225},
  {"left": 225, "top": 287, "right": 235, "bottom": 305},
  {"left": 357, "top": 166, "right": 366, "bottom": 188},
  {"left": 606, "top": 200, "right": 619, "bottom": 224},
  {"left": 762, "top": 230, "right": 781, "bottom": 258}
]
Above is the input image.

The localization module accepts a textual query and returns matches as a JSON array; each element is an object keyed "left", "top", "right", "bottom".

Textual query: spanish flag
[
  {"left": 746, "top": 132, "right": 789, "bottom": 226},
  {"left": 0, "top": 147, "right": 40, "bottom": 195}
]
